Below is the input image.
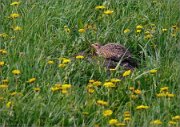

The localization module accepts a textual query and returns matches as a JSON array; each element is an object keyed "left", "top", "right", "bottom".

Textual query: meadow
[{"left": 0, "top": 0, "right": 180, "bottom": 126}]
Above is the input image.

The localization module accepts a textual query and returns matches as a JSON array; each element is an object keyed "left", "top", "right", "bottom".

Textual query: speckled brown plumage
[{"left": 91, "top": 43, "right": 138, "bottom": 69}]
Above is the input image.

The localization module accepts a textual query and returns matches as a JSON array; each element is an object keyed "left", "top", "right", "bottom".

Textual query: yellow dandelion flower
[
  {"left": 89, "top": 79, "right": 95, "bottom": 83},
  {"left": 144, "top": 34, "right": 153, "bottom": 39},
  {"left": 109, "top": 119, "right": 118, "bottom": 125},
  {"left": 93, "top": 81, "right": 102, "bottom": 86},
  {"left": 47, "top": 60, "right": 54, "bottom": 64},
  {"left": 130, "top": 94, "right": 138, "bottom": 99},
  {"left": 168, "top": 121, "right": 177, "bottom": 125},
  {"left": 104, "top": 10, "right": 113, "bottom": 15},
  {"left": 95, "top": 5, "right": 106, "bottom": 9},
  {"left": 2, "top": 79, "right": 9, "bottom": 84},
  {"left": 136, "top": 25, "right": 143, "bottom": 29},
  {"left": 123, "top": 29, "right": 130, "bottom": 34},
  {"left": 87, "top": 88, "right": 95, "bottom": 93},
  {"left": 156, "top": 93, "right": 166, "bottom": 97},
  {"left": 124, "top": 111, "right": 131, "bottom": 117},
  {"left": 64, "top": 26, "right": 71, "bottom": 33},
  {"left": 172, "top": 115, "right": 180, "bottom": 121},
  {"left": 103, "top": 82, "right": 116, "bottom": 88},
  {"left": 149, "top": 69, "right": 157, "bottom": 74},
  {"left": 61, "top": 84, "right": 71, "bottom": 89},
  {"left": 75, "top": 55, "right": 84, "bottom": 59},
  {"left": 78, "top": 29, "right": 86, "bottom": 33},
  {"left": 167, "top": 93, "right": 175, "bottom": 98},
  {"left": 13, "top": 26, "right": 22, "bottom": 31},
  {"left": 0, "top": 33, "right": 8, "bottom": 38},
  {"left": 27, "top": 78, "right": 36, "bottom": 83},
  {"left": 6, "top": 101, "right": 13, "bottom": 108},
  {"left": 10, "top": 1, "right": 21, "bottom": 6},
  {"left": 62, "top": 58, "right": 71, "bottom": 64},
  {"left": 115, "top": 122, "right": 126, "bottom": 126},
  {"left": 110, "top": 78, "right": 121, "bottom": 83},
  {"left": 136, "top": 105, "right": 149, "bottom": 110},
  {"left": 103, "top": 109, "right": 113, "bottom": 117},
  {"left": 12, "top": 69, "right": 21, "bottom": 75},
  {"left": 129, "top": 87, "right": 135, "bottom": 91},
  {"left": 160, "top": 87, "right": 168, "bottom": 93},
  {"left": 0, "top": 84, "right": 8, "bottom": 89},
  {"left": 9, "top": 13, "right": 20, "bottom": 19},
  {"left": 122, "top": 70, "right": 131, "bottom": 77},
  {"left": 109, "top": 68, "right": 116, "bottom": 71},
  {"left": 171, "top": 33, "right": 176, "bottom": 37},
  {"left": 136, "top": 29, "right": 142, "bottom": 33},
  {"left": 134, "top": 89, "right": 141, "bottom": 95},
  {"left": 33, "top": 87, "right": 40, "bottom": 92},
  {"left": 0, "top": 49, "right": 7, "bottom": 54},
  {"left": 150, "top": 120, "right": 162, "bottom": 125},
  {"left": 162, "top": 28, "right": 167, "bottom": 32},
  {"left": 61, "top": 89, "right": 68, "bottom": 94},
  {"left": 0, "top": 61, "right": 5, "bottom": 67},
  {"left": 58, "top": 63, "right": 66, "bottom": 68},
  {"left": 97, "top": 100, "right": 108, "bottom": 106},
  {"left": 124, "top": 117, "right": 131, "bottom": 122},
  {"left": 11, "top": 92, "right": 23, "bottom": 96}
]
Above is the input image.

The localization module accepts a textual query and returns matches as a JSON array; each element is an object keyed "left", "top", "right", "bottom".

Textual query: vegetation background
[{"left": 0, "top": 0, "right": 180, "bottom": 126}]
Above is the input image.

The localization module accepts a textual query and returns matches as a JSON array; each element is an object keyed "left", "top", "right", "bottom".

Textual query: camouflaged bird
[{"left": 91, "top": 43, "right": 138, "bottom": 70}]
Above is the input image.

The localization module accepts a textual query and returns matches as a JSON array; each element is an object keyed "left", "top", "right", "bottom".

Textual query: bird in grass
[{"left": 91, "top": 43, "right": 138, "bottom": 70}]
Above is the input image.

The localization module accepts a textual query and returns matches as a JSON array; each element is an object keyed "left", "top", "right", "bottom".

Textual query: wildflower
[
  {"left": 64, "top": 26, "right": 71, "bottom": 33},
  {"left": 0, "top": 49, "right": 7, "bottom": 54},
  {"left": 103, "top": 109, "right": 113, "bottom": 117},
  {"left": 136, "top": 25, "right": 143, "bottom": 29},
  {"left": 0, "top": 85, "right": 8, "bottom": 89},
  {"left": 129, "top": 87, "right": 135, "bottom": 91},
  {"left": 162, "top": 28, "right": 167, "bottom": 32},
  {"left": 13, "top": 26, "right": 22, "bottom": 31},
  {"left": 61, "top": 84, "right": 71, "bottom": 89},
  {"left": 171, "top": 33, "right": 176, "bottom": 37},
  {"left": 93, "top": 81, "right": 102, "bottom": 87},
  {"left": 167, "top": 93, "right": 175, "bottom": 98},
  {"left": 95, "top": 5, "right": 106, "bottom": 9},
  {"left": 10, "top": 1, "right": 21, "bottom": 6},
  {"left": 136, "top": 105, "right": 149, "bottom": 110},
  {"left": 124, "top": 111, "right": 131, "bottom": 117},
  {"left": 12, "top": 69, "right": 21, "bottom": 75},
  {"left": 136, "top": 29, "right": 142, "bottom": 33},
  {"left": 33, "top": 87, "right": 40, "bottom": 92},
  {"left": 61, "top": 58, "right": 71, "bottom": 64},
  {"left": 103, "top": 82, "right": 116, "bottom": 88},
  {"left": 2, "top": 79, "right": 9, "bottom": 84},
  {"left": 172, "top": 25, "right": 178, "bottom": 30},
  {"left": 6, "top": 101, "right": 13, "bottom": 108},
  {"left": 11, "top": 92, "right": 23, "bottom": 96},
  {"left": 156, "top": 93, "right": 166, "bottom": 97},
  {"left": 160, "top": 87, "right": 169, "bottom": 93},
  {"left": 115, "top": 122, "right": 126, "bottom": 126},
  {"left": 75, "top": 55, "right": 84, "bottom": 59},
  {"left": 124, "top": 117, "right": 131, "bottom": 122},
  {"left": 130, "top": 94, "right": 138, "bottom": 99},
  {"left": 150, "top": 120, "right": 162, "bottom": 125},
  {"left": 0, "top": 33, "right": 8, "bottom": 38},
  {"left": 122, "top": 70, "right": 131, "bottom": 77},
  {"left": 172, "top": 115, "right": 180, "bottom": 121},
  {"left": 89, "top": 79, "right": 95, "bottom": 83},
  {"left": 149, "top": 69, "right": 157, "bottom": 74},
  {"left": 109, "top": 119, "right": 118, "bottom": 125},
  {"left": 144, "top": 34, "right": 153, "bottom": 39},
  {"left": 109, "top": 68, "right": 116, "bottom": 71},
  {"left": 58, "top": 63, "right": 66, "bottom": 68},
  {"left": 61, "top": 89, "right": 68, "bottom": 94},
  {"left": 97, "top": 100, "right": 108, "bottom": 106},
  {"left": 27, "top": 78, "right": 36, "bottom": 83},
  {"left": 48, "top": 60, "right": 54, "bottom": 64},
  {"left": 110, "top": 78, "right": 121, "bottom": 83},
  {"left": 0, "top": 61, "right": 5, "bottom": 67},
  {"left": 78, "top": 29, "right": 86, "bottom": 33},
  {"left": 87, "top": 88, "right": 95, "bottom": 93},
  {"left": 123, "top": 29, "right": 130, "bottom": 34},
  {"left": 134, "top": 89, "right": 141, "bottom": 95},
  {"left": 9, "top": 13, "right": 20, "bottom": 19},
  {"left": 104, "top": 10, "right": 113, "bottom": 15},
  {"left": 168, "top": 121, "right": 177, "bottom": 125}
]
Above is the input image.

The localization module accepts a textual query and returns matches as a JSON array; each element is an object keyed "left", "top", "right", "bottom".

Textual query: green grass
[{"left": 0, "top": 0, "right": 180, "bottom": 126}]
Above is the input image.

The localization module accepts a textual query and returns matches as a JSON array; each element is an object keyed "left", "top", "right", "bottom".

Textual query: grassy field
[{"left": 0, "top": 0, "right": 180, "bottom": 126}]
